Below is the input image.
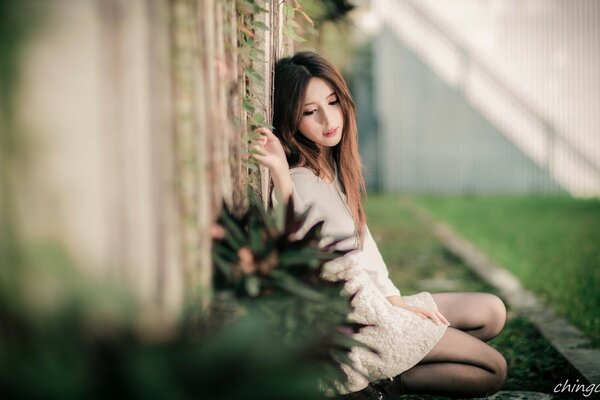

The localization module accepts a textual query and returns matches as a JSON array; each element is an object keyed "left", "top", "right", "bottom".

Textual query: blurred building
[{"left": 367, "top": 0, "right": 599, "bottom": 196}]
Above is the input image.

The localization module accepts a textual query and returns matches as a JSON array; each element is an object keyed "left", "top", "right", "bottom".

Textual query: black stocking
[{"left": 381, "top": 327, "right": 507, "bottom": 399}]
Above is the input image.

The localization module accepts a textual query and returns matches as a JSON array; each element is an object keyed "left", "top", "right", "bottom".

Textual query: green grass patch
[
  {"left": 364, "top": 194, "right": 588, "bottom": 397},
  {"left": 413, "top": 195, "right": 600, "bottom": 346}
]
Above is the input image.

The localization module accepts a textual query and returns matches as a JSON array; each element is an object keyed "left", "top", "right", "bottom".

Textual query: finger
[
  {"left": 411, "top": 306, "right": 443, "bottom": 325},
  {"left": 250, "top": 145, "right": 266, "bottom": 156},
  {"left": 409, "top": 306, "right": 428, "bottom": 320},
  {"left": 248, "top": 146, "right": 265, "bottom": 160},
  {"left": 250, "top": 151, "right": 265, "bottom": 160},
  {"left": 438, "top": 311, "right": 451, "bottom": 326},
  {"left": 424, "top": 310, "right": 442, "bottom": 325},
  {"left": 252, "top": 133, "right": 268, "bottom": 145},
  {"left": 255, "top": 127, "right": 274, "bottom": 139}
]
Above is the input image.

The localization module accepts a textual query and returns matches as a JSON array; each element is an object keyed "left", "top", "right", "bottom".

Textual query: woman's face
[{"left": 298, "top": 77, "right": 344, "bottom": 150}]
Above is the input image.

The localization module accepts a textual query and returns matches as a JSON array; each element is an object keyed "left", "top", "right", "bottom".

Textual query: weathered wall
[{"left": 12, "top": 0, "right": 288, "bottom": 315}]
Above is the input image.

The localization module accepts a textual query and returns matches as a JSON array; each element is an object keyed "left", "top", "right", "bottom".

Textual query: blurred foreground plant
[
  {"left": 212, "top": 193, "right": 373, "bottom": 395},
  {"left": 0, "top": 194, "right": 371, "bottom": 399}
]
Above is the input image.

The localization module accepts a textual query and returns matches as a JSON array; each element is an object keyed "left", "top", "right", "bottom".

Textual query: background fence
[{"left": 369, "top": 0, "right": 600, "bottom": 196}]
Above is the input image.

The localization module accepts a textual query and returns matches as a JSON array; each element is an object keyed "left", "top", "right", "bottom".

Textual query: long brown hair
[{"left": 272, "top": 51, "right": 367, "bottom": 247}]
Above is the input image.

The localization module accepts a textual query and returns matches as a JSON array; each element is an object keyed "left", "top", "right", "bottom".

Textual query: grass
[
  {"left": 363, "top": 194, "right": 587, "bottom": 399},
  {"left": 413, "top": 195, "right": 600, "bottom": 346}
]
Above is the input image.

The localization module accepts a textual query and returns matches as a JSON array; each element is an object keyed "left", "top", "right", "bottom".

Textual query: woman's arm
[
  {"left": 386, "top": 295, "right": 405, "bottom": 307},
  {"left": 252, "top": 128, "right": 313, "bottom": 217},
  {"left": 271, "top": 168, "right": 293, "bottom": 205},
  {"left": 360, "top": 225, "right": 402, "bottom": 297},
  {"left": 252, "top": 129, "right": 450, "bottom": 326}
]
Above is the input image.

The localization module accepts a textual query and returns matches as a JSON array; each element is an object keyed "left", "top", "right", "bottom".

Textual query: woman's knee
[
  {"left": 469, "top": 349, "right": 507, "bottom": 397},
  {"left": 481, "top": 294, "right": 507, "bottom": 340},
  {"left": 486, "top": 350, "right": 508, "bottom": 395}
]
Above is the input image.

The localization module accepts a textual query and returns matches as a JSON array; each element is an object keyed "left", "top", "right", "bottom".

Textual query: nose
[{"left": 320, "top": 107, "right": 334, "bottom": 127}]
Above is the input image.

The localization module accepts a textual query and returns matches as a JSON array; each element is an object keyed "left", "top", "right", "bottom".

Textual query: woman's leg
[
  {"left": 381, "top": 327, "right": 508, "bottom": 398},
  {"left": 431, "top": 292, "right": 506, "bottom": 341}
]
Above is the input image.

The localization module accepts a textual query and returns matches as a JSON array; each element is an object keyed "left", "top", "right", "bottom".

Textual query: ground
[{"left": 364, "top": 195, "right": 588, "bottom": 400}]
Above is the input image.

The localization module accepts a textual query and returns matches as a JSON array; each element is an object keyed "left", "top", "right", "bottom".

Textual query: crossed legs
[{"left": 384, "top": 293, "right": 508, "bottom": 398}]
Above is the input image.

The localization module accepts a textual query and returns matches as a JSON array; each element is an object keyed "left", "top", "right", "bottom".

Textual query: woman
[{"left": 251, "top": 51, "right": 507, "bottom": 399}]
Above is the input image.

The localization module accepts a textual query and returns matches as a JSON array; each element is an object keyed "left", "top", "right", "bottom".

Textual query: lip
[{"left": 323, "top": 127, "right": 338, "bottom": 137}]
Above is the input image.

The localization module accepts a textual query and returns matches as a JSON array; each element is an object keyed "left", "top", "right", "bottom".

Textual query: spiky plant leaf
[{"left": 211, "top": 191, "right": 374, "bottom": 392}]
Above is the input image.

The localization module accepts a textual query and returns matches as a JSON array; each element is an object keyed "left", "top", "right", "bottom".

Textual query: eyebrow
[{"left": 303, "top": 92, "right": 336, "bottom": 106}]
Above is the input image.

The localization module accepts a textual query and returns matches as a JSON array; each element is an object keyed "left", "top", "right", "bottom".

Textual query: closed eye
[{"left": 302, "top": 99, "right": 340, "bottom": 116}]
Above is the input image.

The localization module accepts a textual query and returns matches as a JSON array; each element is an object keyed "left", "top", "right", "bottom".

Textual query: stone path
[
  {"left": 404, "top": 390, "right": 553, "bottom": 400},
  {"left": 409, "top": 201, "right": 600, "bottom": 386},
  {"left": 486, "top": 391, "right": 551, "bottom": 400}
]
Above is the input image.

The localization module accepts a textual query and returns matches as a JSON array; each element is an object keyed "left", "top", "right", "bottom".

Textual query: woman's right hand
[
  {"left": 250, "top": 127, "right": 289, "bottom": 175},
  {"left": 250, "top": 128, "right": 294, "bottom": 203},
  {"left": 387, "top": 296, "right": 450, "bottom": 326},
  {"left": 395, "top": 304, "right": 451, "bottom": 326}
]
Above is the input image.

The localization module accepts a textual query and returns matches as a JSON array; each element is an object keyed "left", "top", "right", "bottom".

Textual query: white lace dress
[{"left": 273, "top": 166, "right": 447, "bottom": 394}]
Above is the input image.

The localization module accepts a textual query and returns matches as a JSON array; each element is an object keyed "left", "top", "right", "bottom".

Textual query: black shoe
[
  {"left": 337, "top": 384, "right": 385, "bottom": 400},
  {"left": 370, "top": 376, "right": 405, "bottom": 399}
]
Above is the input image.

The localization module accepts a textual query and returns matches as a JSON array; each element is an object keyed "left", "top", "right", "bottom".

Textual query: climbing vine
[{"left": 236, "top": 0, "right": 314, "bottom": 179}]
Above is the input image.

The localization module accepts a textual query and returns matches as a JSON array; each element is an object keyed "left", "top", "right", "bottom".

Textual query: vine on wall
[
  {"left": 236, "top": 0, "right": 313, "bottom": 200},
  {"left": 168, "top": 0, "right": 314, "bottom": 306}
]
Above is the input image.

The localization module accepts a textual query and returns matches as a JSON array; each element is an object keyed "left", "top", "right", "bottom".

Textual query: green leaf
[
  {"left": 270, "top": 270, "right": 325, "bottom": 301},
  {"left": 246, "top": 68, "right": 265, "bottom": 84},
  {"left": 249, "top": 48, "right": 267, "bottom": 63},
  {"left": 250, "top": 55, "right": 267, "bottom": 64},
  {"left": 251, "top": 21, "right": 270, "bottom": 31},
  {"left": 242, "top": 0, "right": 259, "bottom": 13},
  {"left": 247, "top": 130, "right": 263, "bottom": 140},
  {"left": 239, "top": 34, "right": 256, "bottom": 48},
  {"left": 213, "top": 253, "right": 233, "bottom": 281},
  {"left": 249, "top": 217, "right": 262, "bottom": 252},
  {"left": 284, "top": 3, "right": 295, "bottom": 19},
  {"left": 289, "top": 18, "right": 301, "bottom": 29},
  {"left": 295, "top": 5, "right": 314, "bottom": 26},
  {"left": 278, "top": 250, "right": 319, "bottom": 267},
  {"left": 242, "top": 99, "right": 256, "bottom": 114},
  {"left": 214, "top": 244, "right": 238, "bottom": 262},
  {"left": 220, "top": 211, "right": 246, "bottom": 246},
  {"left": 253, "top": 5, "right": 269, "bottom": 13},
  {"left": 284, "top": 26, "right": 306, "bottom": 43},
  {"left": 253, "top": 112, "right": 265, "bottom": 124}
]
